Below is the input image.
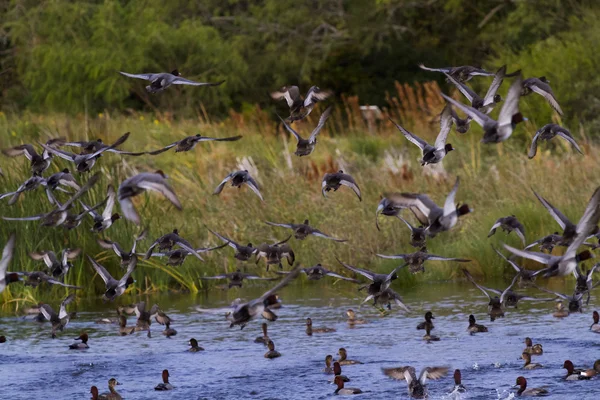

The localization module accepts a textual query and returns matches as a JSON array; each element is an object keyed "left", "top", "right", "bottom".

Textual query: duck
[
  {"left": 488, "top": 216, "right": 526, "bottom": 246},
  {"left": 573, "top": 265, "right": 597, "bottom": 305},
  {"left": 305, "top": 318, "right": 336, "bottom": 335},
  {"left": 213, "top": 170, "right": 264, "bottom": 202},
  {"left": 376, "top": 247, "right": 470, "bottom": 274},
  {"left": 88, "top": 255, "right": 136, "bottom": 301},
  {"left": 68, "top": 332, "right": 89, "bottom": 350},
  {"left": 277, "top": 106, "right": 332, "bottom": 156},
  {"left": 254, "top": 323, "right": 270, "bottom": 344},
  {"left": 0, "top": 234, "right": 19, "bottom": 294},
  {"left": 145, "top": 133, "right": 242, "bottom": 155},
  {"left": 39, "top": 294, "right": 76, "bottom": 338},
  {"left": 382, "top": 365, "right": 449, "bottom": 399},
  {"left": 270, "top": 85, "right": 332, "bottom": 122},
  {"left": 372, "top": 288, "right": 411, "bottom": 312},
  {"left": 375, "top": 196, "right": 405, "bottom": 231},
  {"left": 563, "top": 360, "right": 591, "bottom": 380},
  {"left": 441, "top": 73, "right": 525, "bottom": 143},
  {"left": 91, "top": 378, "right": 122, "bottom": 400},
  {"left": 162, "top": 323, "right": 177, "bottom": 338},
  {"left": 333, "top": 361, "right": 350, "bottom": 382},
  {"left": 147, "top": 243, "right": 227, "bottom": 267},
  {"left": 80, "top": 185, "right": 120, "bottom": 232},
  {"left": 521, "top": 76, "right": 563, "bottom": 115},
  {"left": 43, "top": 168, "right": 80, "bottom": 201},
  {"left": 522, "top": 353, "right": 543, "bottom": 369},
  {"left": 97, "top": 228, "right": 147, "bottom": 268},
  {"left": 0, "top": 336, "right": 5, "bottom": 343},
  {"left": 514, "top": 376, "right": 548, "bottom": 397},
  {"left": 493, "top": 247, "right": 542, "bottom": 287},
  {"left": 281, "top": 264, "right": 358, "bottom": 283},
  {"left": 144, "top": 229, "right": 204, "bottom": 262},
  {"left": 449, "top": 106, "right": 472, "bottom": 134},
  {"left": 119, "top": 302, "right": 158, "bottom": 333},
  {"left": 524, "top": 232, "right": 564, "bottom": 254},
  {"left": 337, "top": 348, "right": 362, "bottom": 365},
  {"left": 528, "top": 124, "right": 582, "bottom": 158},
  {"left": 417, "top": 312, "right": 435, "bottom": 331},
  {"left": 153, "top": 369, "right": 174, "bottom": 390},
  {"left": 0, "top": 175, "right": 47, "bottom": 205},
  {"left": 63, "top": 198, "right": 107, "bottom": 230},
  {"left": 189, "top": 338, "right": 204, "bottom": 352},
  {"left": 346, "top": 309, "right": 366, "bottom": 325},
  {"left": 117, "top": 314, "right": 135, "bottom": 336},
  {"left": 29, "top": 248, "right": 81, "bottom": 279},
  {"left": 590, "top": 311, "right": 600, "bottom": 332},
  {"left": 386, "top": 177, "right": 471, "bottom": 237},
  {"left": 264, "top": 340, "right": 281, "bottom": 359},
  {"left": 41, "top": 132, "right": 129, "bottom": 173},
  {"left": 2, "top": 138, "right": 64, "bottom": 175},
  {"left": 265, "top": 219, "right": 346, "bottom": 241},
  {"left": 61, "top": 137, "right": 145, "bottom": 156},
  {"left": 523, "top": 338, "right": 543, "bottom": 355},
  {"left": 119, "top": 69, "right": 224, "bottom": 93},
  {"left": 117, "top": 171, "right": 182, "bottom": 225},
  {"left": 553, "top": 302, "right": 569, "bottom": 318},
  {"left": 444, "top": 65, "right": 507, "bottom": 114},
  {"left": 323, "top": 355, "right": 334, "bottom": 373},
  {"left": 452, "top": 369, "right": 466, "bottom": 393},
  {"left": 201, "top": 268, "right": 278, "bottom": 288},
  {"left": 321, "top": 170, "right": 361, "bottom": 201},
  {"left": 397, "top": 216, "right": 427, "bottom": 248},
  {"left": 207, "top": 228, "right": 257, "bottom": 261},
  {"left": 333, "top": 375, "right": 362, "bottom": 395},
  {"left": 423, "top": 326, "right": 440, "bottom": 342},
  {"left": 581, "top": 360, "right": 600, "bottom": 378},
  {"left": 255, "top": 237, "right": 295, "bottom": 271},
  {"left": 467, "top": 314, "right": 488, "bottom": 333},
  {"left": 534, "top": 284, "right": 584, "bottom": 313},
  {"left": 337, "top": 258, "right": 398, "bottom": 305},
  {"left": 390, "top": 104, "right": 453, "bottom": 166},
  {"left": 463, "top": 269, "right": 521, "bottom": 321},
  {"left": 418, "top": 64, "right": 494, "bottom": 82}
]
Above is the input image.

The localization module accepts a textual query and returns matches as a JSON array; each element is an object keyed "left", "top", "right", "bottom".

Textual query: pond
[{"left": 0, "top": 281, "right": 598, "bottom": 399}]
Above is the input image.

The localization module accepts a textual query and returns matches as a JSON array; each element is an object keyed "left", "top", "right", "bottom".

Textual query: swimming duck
[
  {"left": 305, "top": 318, "right": 336, "bottom": 335},
  {"left": 449, "top": 106, "right": 472, "bottom": 134},
  {"left": 382, "top": 365, "right": 449, "bottom": 399},
  {"left": 278, "top": 264, "right": 359, "bottom": 282},
  {"left": 224, "top": 266, "right": 300, "bottom": 329},
  {"left": 535, "top": 284, "right": 584, "bottom": 313},
  {"left": 39, "top": 293, "right": 76, "bottom": 338},
  {"left": 189, "top": 338, "right": 204, "bottom": 352},
  {"left": 97, "top": 229, "right": 148, "bottom": 268},
  {"left": 323, "top": 355, "right": 334, "bottom": 373},
  {"left": 386, "top": 177, "right": 471, "bottom": 237},
  {"left": 336, "top": 258, "right": 398, "bottom": 305},
  {"left": 468, "top": 314, "right": 488, "bottom": 333},
  {"left": 265, "top": 219, "right": 347, "bottom": 241},
  {"left": 390, "top": 104, "right": 453, "bottom": 166},
  {"left": 117, "top": 314, "right": 135, "bottom": 336},
  {"left": 16, "top": 271, "right": 82, "bottom": 289},
  {"left": 154, "top": 369, "right": 174, "bottom": 390},
  {"left": 201, "top": 268, "right": 279, "bottom": 288},
  {"left": 41, "top": 132, "right": 130, "bottom": 173},
  {"left": 29, "top": 248, "right": 81, "bottom": 279},
  {"left": 452, "top": 369, "right": 466, "bottom": 393},
  {"left": 214, "top": 170, "right": 264, "bottom": 202},
  {"left": 69, "top": 332, "right": 89, "bottom": 350},
  {"left": 91, "top": 378, "right": 122, "bottom": 400},
  {"left": 207, "top": 228, "right": 257, "bottom": 261},
  {"left": 423, "top": 326, "right": 440, "bottom": 342},
  {"left": 563, "top": 360, "right": 591, "bottom": 380},
  {"left": 493, "top": 247, "right": 541, "bottom": 287},
  {"left": 0, "top": 175, "right": 47, "bottom": 205},
  {"left": 346, "top": 309, "right": 367, "bottom": 325},
  {"left": 264, "top": 340, "right": 281, "bottom": 359},
  {"left": 254, "top": 323, "right": 270, "bottom": 345},
  {"left": 337, "top": 348, "right": 362, "bottom": 365},
  {"left": 528, "top": 124, "right": 582, "bottom": 158},
  {"left": 332, "top": 361, "right": 350, "bottom": 382},
  {"left": 514, "top": 376, "right": 548, "bottom": 397},
  {"left": 573, "top": 265, "right": 597, "bottom": 305},
  {"left": 376, "top": 247, "right": 470, "bottom": 274},
  {"left": 522, "top": 353, "right": 543, "bottom": 369},
  {"left": 397, "top": 216, "right": 427, "bottom": 248},
  {"left": 523, "top": 337, "right": 543, "bottom": 355},
  {"left": 521, "top": 77, "right": 563, "bottom": 115},
  {"left": 80, "top": 185, "right": 120, "bottom": 232},
  {"left": 147, "top": 242, "right": 227, "bottom": 267},
  {"left": 153, "top": 309, "right": 176, "bottom": 337},
  {"left": 591, "top": 311, "right": 600, "bottom": 332},
  {"left": 0, "top": 233, "right": 19, "bottom": 294},
  {"left": 418, "top": 64, "right": 494, "bottom": 82},
  {"left": 488, "top": 216, "right": 526, "bottom": 246},
  {"left": 145, "top": 133, "right": 242, "bottom": 155},
  {"left": 119, "top": 69, "right": 224, "bottom": 93},
  {"left": 444, "top": 65, "right": 508, "bottom": 114},
  {"left": 271, "top": 85, "right": 332, "bottom": 122},
  {"left": 255, "top": 236, "right": 295, "bottom": 271},
  {"left": 321, "top": 170, "right": 361, "bottom": 201},
  {"left": 462, "top": 269, "right": 520, "bottom": 321},
  {"left": 278, "top": 106, "right": 332, "bottom": 156},
  {"left": 144, "top": 229, "right": 204, "bottom": 262},
  {"left": 581, "top": 360, "right": 600, "bottom": 378},
  {"left": 553, "top": 301, "right": 569, "bottom": 318},
  {"left": 118, "top": 171, "right": 182, "bottom": 225},
  {"left": 441, "top": 73, "right": 524, "bottom": 143},
  {"left": 88, "top": 256, "right": 136, "bottom": 301},
  {"left": 417, "top": 312, "right": 435, "bottom": 331},
  {"left": 2, "top": 138, "right": 64, "bottom": 175},
  {"left": 333, "top": 375, "right": 362, "bottom": 395}
]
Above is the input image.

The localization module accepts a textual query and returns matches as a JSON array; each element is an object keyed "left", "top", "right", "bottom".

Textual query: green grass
[{"left": 0, "top": 110, "right": 595, "bottom": 311}]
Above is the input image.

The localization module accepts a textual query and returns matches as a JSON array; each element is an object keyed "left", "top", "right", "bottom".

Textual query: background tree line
[{"left": 0, "top": 0, "right": 599, "bottom": 130}]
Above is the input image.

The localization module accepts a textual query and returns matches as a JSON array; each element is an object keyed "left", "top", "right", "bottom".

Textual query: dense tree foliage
[{"left": 1, "top": 0, "right": 598, "bottom": 127}]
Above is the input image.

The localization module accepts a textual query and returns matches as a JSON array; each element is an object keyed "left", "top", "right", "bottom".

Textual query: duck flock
[{"left": 0, "top": 65, "right": 600, "bottom": 399}]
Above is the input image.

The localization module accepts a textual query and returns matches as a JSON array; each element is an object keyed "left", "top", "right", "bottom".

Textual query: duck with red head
[
  {"left": 452, "top": 369, "right": 466, "bottom": 393},
  {"left": 333, "top": 376, "right": 362, "bottom": 395},
  {"left": 563, "top": 360, "right": 591, "bottom": 380},
  {"left": 155, "top": 369, "right": 174, "bottom": 390},
  {"left": 591, "top": 311, "right": 600, "bottom": 332},
  {"left": 515, "top": 376, "right": 548, "bottom": 396},
  {"left": 69, "top": 332, "right": 89, "bottom": 350}
]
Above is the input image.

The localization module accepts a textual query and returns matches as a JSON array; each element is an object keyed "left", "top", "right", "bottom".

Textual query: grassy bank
[{"left": 0, "top": 85, "right": 596, "bottom": 311}]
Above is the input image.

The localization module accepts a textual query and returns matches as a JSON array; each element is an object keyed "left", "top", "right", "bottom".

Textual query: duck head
[
  {"left": 334, "top": 375, "right": 345, "bottom": 389},
  {"left": 306, "top": 318, "right": 313, "bottom": 327},
  {"left": 267, "top": 340, "right": 276, "bottom": 351},
  {"left": 333, "top": 361, "right": 343, "bottom": 375},
  {"left": 525, "top": 337, "right": 533, "bottom": 346},
  {"left": 90, "top": 386, "right": 99, "bottom": 400},
  {"left": 346, "top": 309, "right": 356, "bottom": 319},
  {"left": 155, "top": 170, "right": 167, "bottom": 179},
  {"left": 515, "top": 376, "right": 527, "bottom": 390},
  {"left": 593, "top": 311, "right": 599, "bottom": 326},
  {"left": 511, "top": 112, "right": 525, "bottom": 126},
  {"left": 457, "top": 204, "right": 472, "bottom": 216},
  {"left": 325, "top": 355, "right": 333, "bottom": 367},
  {"left": 0, "top": 336, "right": 6, "bottom": 343},
  {"left": 6, "top": 273, "right": 20, "bottom": 284},
  {"left": 468, "top": 315, "right": 476, "bottom": 325},
  {"left": 111, "top": 213, "right": 121, "bottom": 222},
  {"left": 62, "top": 168, "right": 70, "bottom": 173},
  {"left": 189, "top": 338, "right": 198, "bottom": 347},
  {"left": 444, "top": 143, "right": 454, "bottom": 154},
  {"left": 563, "top": 360, "right": 575, "bottom": 373},
  {"left": 493, "top": 94, "right": 502, "bottom": 104},
  {"left": 77, "top": 332, "right": 89, "bottom": 343},
  {"left": 162, "top": 369, "right": 170, "bottom": 383},
  {"left": 170, "top": 69, "right": 180, "bottom": 76},
  {"left": 539, "top": 76, "right": 549, "bottom": 83},
  {"left": 576, "top": 250, "right": 594, "bottom": 262},
  {"left": 424, "top": 311, "right": 434, "bottom": 321}
]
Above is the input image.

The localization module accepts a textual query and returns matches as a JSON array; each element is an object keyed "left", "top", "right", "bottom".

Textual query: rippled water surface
[{"left": 1, "top": 282, "right": 599, "bottom": 399}]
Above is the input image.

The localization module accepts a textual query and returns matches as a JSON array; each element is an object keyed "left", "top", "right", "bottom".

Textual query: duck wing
[
  {"left": 136, "top": 175, "right": 182, "bottom": 209},
  {"left": 118, "top": 197, "right": 138, "bottom": 225},
  {"left": 2, "top": 144, "right": 39, "bottom": 160},
  {"left": 445, "top": 73, "right": 479, "bottom": 104},
  {"left": 131, "top": 228, "right": 148, "bottom": 254},
  {"left": 88, "top": 256, "right": 115, "bottom": 285},
  {"left": 419, "top": 367, "right": 449, "bottom": 385},
  {"left": 101, "top": 185, "right": 116, "bottom": 220},
  {"left": 265, "top": 221, "right": 294, "bottom": 230},
  {"left": 119, "top": 71, "right": 157, "bottom": 81},
  {"left": 499, "top": 274, "right": 520, "bottom": 304},
  {"left": 529, "top": 81, "right": 563, "bottom": 115},
  {"left": 440, "top": 93, "right": 492, "bottom": 128},
  {"left": 60, "top": 173, "right": 100, "bottom": 210},
  {"left": 277, "top": 113, "right": 303, "bottom": 142},
  {"left": 528, "top": 127, "right": 544, "bottom": 159},
  {"left": 213, "top": 173, "right": 233, "bottom": 195},
  {"left": 554, "top": 127, "right": 583, "bottom": 154},
  {"left": 443, "top": 177, "right": 460, "bottom": 219},
  {"left": 39, "top": 304, "right": 56, "bottom": 321},
  {"left": 493, "top": 246, "right": 524, "bottom": 274},
  {"left": 0, "top": 233, "right": 16, "bottom": 280},
  {"left": 397, "top": 216, "right": 416, "bottom": 232},
  {"left": 304, "top": 86, "right": 332, "bottom": 107},
  {"left": 462, "top": 269, "right": 491, "bottom": 300},
  {"left": 308, "top": 106, "right": 333, "bottom": 143},
  {"left": 171, "top": 77, "right": 225, "bottom": 87},
  {"left": 244, "top": 176, "right": 264, "bottom": 202},
  {"left": 533, "top": 284, "right": 568, "bottom": 300},
  {"left": 146, "top": 141, "right": 180, "bottom": 155},
  {"left": 195, "top": 242, "right": 229, "bottom": 253},
  {"left": 323, "top": 271, "right": 360, "bottom": 282},
  {"left": 389, "top": 118, "right": 428, "bottom": 150},
  {"left": 39, "top": 144, "right": 76, "bottom": 161},
  {"left": 174, "top": 239, "right": 205, "bottom": 262},
  {"left": 98, "top": 239, "right": 124, "bottom": 257},
  {"left": 30, "top": 251, "right": 57, "bottom": 269},
  {"left": 425, "top": 255, "right": 470, "bottom": 262},
  {"left": 497, "top": 74, "right": 522, "bottom": 128},
  {"left": 435, "top": 104, "right": 453, "bottom": 150},
  {"left": 310, "top": 229, "right": 347, "bottom": 242},
  {"left": 382, "top": 366, "right": 416, "bottom": 384},
  {"left": 502, "top": 244, "right": 553, "bottom": 265},
  {"left": 376, "top": 253, "right": 409, "bottom": 260},
  {"left": 532, "top": 190, "right": 572, "bottom": 231},
  {"left": 206, "top": 228, "right": 241, "bottom": 250},
  {"left": 58, "top": 294, "right": 75, "bottom": 320},
  {"left": 482, "top": 65, "right": 507, "bottom": 107},
  {"left": 336, "top": 258, "right": 374, "bottom": 281},
  {"left": 255, "top": 265, "right": 301, "bottom": 304},
  {"left": 388, "top": 193, "right": 437, "bottom": 226},
  {"left": 270, "top": 86, "right": 300, "bottom": 108},
  {"left": 118, "top": 257, "right": 137, "bottom": 287},
  {"left": 339, "top": 173, "right": 361, "bottom": 201},
  {"left": 45, "top": 276, "right": 82, "bottom": 289}
]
